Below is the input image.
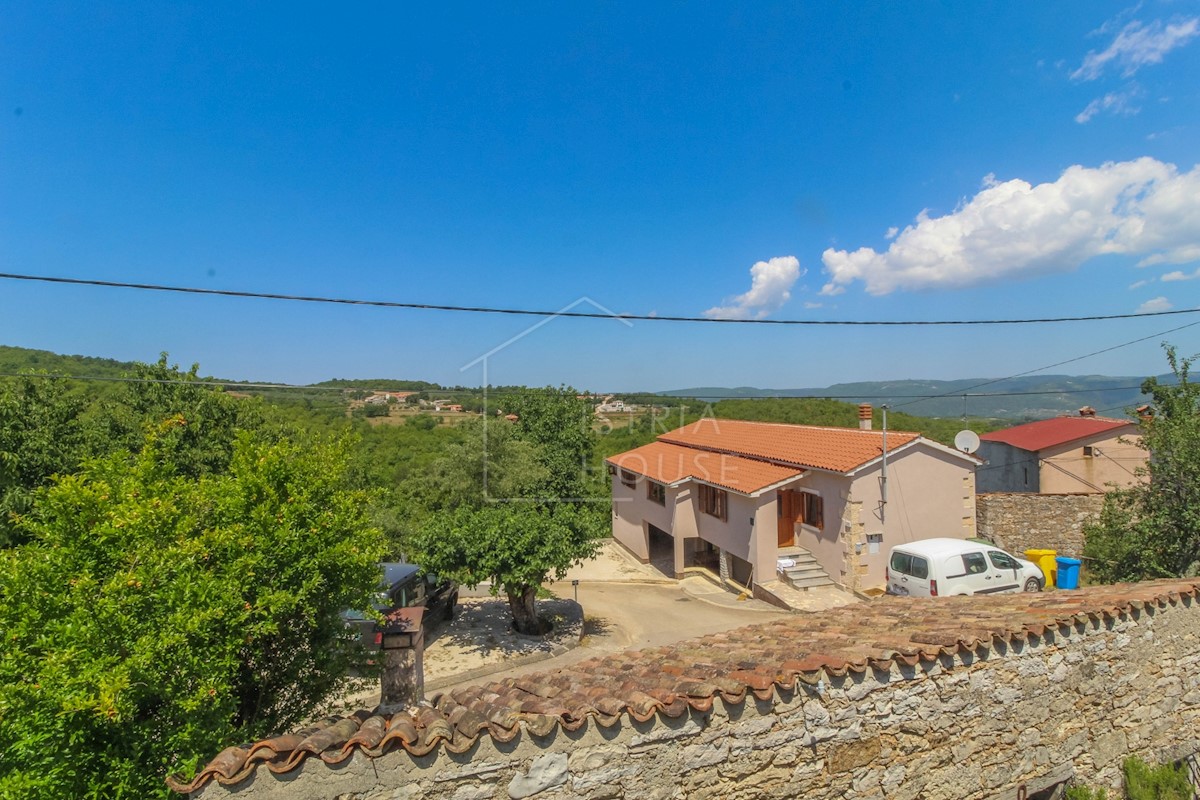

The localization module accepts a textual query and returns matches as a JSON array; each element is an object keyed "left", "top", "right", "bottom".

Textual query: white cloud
[
  {"left": 1075, "top": 85, "right": 1142, "bottom": 123},
  {"left": 705, "top": 256, "right": 803, "bottom": 320},
  {"left": 1137, "top": 296, "right": 1172, "bottom": 313},
  {"left": 821, "top": 158, "right": 1200, "bottom": 296},
  {"left": 1129, "top": 279, "right": 1150, "bottom": 289},
  {"left": 803, "top": 301, "right": 823, "bottom": 309},
  {"left": 885, "top": 226, "right": 899, "bottom": 240},
  {"left": 1140, "top": 245, "right": 1200, "bottom": 268},
  {"left": 1072, "top": 16, "right": 1199, "bottom": 81},
  {"left": 1161, "top": 267, "right": 1200, "bottom": 282}
]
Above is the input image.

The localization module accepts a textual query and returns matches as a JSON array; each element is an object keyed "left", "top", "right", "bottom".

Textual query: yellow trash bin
[{"left": 1024, "top": 549, "right": 1058, "bottom": 587}]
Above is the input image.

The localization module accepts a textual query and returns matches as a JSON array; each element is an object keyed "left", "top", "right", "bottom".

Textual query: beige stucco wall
[
  {"left": 194, "top": 594, "right": 1200, "bottom": 800},
  {"left": 789, "top": 471, "right": 852, "bottom": 584},
  {"left": 693, "top": 489, "right": 768, "bottom": 581},
  {"left": 611, "top": 475, "right": 781, "bottom": 581},
  {"left": 1039, "top": 431, "right": 1145, "bottom": 494},
  {"left": 793, "top": 444, "right": 976, "bottom": 590},
  {"left": 609, "top": 476, "right": 650, "bottom": 561}
]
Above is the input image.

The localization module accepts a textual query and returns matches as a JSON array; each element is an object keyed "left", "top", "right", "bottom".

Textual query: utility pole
[{"left": 880, "top": 405, "right": 889, "bottom": 523}]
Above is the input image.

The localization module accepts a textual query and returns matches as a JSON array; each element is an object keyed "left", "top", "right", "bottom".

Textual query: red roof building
[
  {"left": 605, "top": 414, "right": 979, "bottom": 596},
  {"left": 977, "top": 411, "right": 1143, "bottom": 494}
]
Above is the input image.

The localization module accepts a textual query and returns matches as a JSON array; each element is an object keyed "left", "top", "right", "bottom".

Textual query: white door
[{"left": 983, "top": 550, "right": 1022, "bottom": 593}]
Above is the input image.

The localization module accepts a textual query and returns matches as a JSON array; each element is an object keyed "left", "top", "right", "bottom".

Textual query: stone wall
[
  {"left": 194, "top": 591, "right": 1200, "bottom": 800},
  {"left": 976, "top": 492, "right": 1105, "bottom": 558}
]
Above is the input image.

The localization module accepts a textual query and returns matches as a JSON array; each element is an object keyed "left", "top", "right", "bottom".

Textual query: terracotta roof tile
[
  {"left": 980, "top": 415, "right": 1135, "bottom": 452},
  {"left": 606, "top": 440, "right": 804, "bottom": 494},
  {"left": 169, "top": 578, "right": 1200, "bottom": 795},
  {"left": 658, "top": 418, "right": 920, "bottom": 473}
]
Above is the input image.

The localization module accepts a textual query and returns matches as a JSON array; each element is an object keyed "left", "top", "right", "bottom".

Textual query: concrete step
[
  {"left": 783, "top": 566, "right": 830, "bottom": 582},
  {"left": 779, "top": 545, "right": 836, "bottom": 591},
  {"left": 777, "top": 551, "right": 820, "bottom": 567},
  {"left": 786, "top": 574, "right": 836, "bottom": 589}
]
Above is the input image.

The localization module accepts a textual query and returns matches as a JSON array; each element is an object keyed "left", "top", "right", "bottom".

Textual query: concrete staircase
[{"left": 777, "top": 548, "right": 836, "bottom": 590}]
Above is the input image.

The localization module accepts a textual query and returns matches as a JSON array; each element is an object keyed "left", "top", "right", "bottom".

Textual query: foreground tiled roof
[
  {"left": 980, "top": 415, "right": 1135, "bottom": 452},
  {"left": 658, "top": 418, "right": 921, "bottom": 473},
  {"left": 607, "top": 440, "right": 805, "bottom": 494},
  {"left": 168, "top": 578, "right": 1200, "bottom": 795}
]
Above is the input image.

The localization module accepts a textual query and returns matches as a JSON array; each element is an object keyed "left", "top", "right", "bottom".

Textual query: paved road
[{"left": 435, "top": 579, "right": 788, "bottom": 694}]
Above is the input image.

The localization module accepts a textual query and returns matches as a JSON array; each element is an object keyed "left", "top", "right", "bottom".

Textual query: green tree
[
  {"left": 99, "top": 354, "right": 265, "bottom": 479},
  {"left": 0, "top": 376, "right": 97, "bottom": 547},
  {"left": 413, "top": 503, "right": 599, "bottom": 634},
  {"left": 503, "top": 387, "right": 595, "bottom": 499},
  {"left": 409, "top": 389, "right": 604, "bottom": 634},
  {"left": 0, "top": 423, "right": 386, "bottom": 799},
  {"left": 1084, "top": 345, "right": 1200, "bottom": 581}
]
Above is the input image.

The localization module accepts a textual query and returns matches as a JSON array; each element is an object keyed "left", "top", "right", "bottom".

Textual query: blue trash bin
[{"left": 1056, "top": 557, "right": 1082, "bottom": 590}]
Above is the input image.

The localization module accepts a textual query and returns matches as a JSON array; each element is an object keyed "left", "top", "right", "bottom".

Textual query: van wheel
[{"left": 1023, "top": 577, "right": 1041, "bottom": 592}]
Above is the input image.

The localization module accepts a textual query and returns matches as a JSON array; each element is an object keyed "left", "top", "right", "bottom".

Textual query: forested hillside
[{"left": 662, "top": 374, "right": 1156, "bottom": 420}]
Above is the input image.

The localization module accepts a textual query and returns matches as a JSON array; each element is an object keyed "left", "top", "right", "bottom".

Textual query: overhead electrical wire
[{"left": 3, "top": 271, "right": 1200, "bottom": 326}]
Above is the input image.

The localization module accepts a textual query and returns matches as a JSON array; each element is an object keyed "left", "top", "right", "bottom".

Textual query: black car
[{"left": 342, "top": 563, "right": 459, "bottom": 651}]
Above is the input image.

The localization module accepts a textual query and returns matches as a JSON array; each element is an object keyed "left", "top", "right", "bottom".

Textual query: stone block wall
[
  {"left": 976, "top": 492, "right": 1105, "bottom": 558},
  {"left": 194, "top": 592, "right": 1200, "bottom": 800}
]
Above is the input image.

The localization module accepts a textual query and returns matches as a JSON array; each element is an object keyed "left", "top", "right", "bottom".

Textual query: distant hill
[
  {"left": 1, "top": 343, "right": 1159, "bottom": 422},
  {"left": 660, "top": 374, "right": 1160, "bottom": 420},
  {"left": 0, "top": 344, "right": 136, "bottom": 380}
]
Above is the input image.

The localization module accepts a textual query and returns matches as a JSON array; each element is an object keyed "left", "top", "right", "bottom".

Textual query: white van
[{"left": 886, "top": 538, "right": 1044, "bottom": 597}]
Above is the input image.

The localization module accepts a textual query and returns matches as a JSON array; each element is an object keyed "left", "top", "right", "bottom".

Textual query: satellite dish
[{"left": 954, "top": 430, "right": 981, "bottom": 454}]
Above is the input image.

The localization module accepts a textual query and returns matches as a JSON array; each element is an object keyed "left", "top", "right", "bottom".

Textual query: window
[
  {"left": 1083, "top": 445, "right": 1096, "bottom": 457},
  {"left": 798, "top": 492, "right": 824, "bottom": 530},
  {"left": 698, "top": 484, "right": 727, "bottom": 521},
  {"left": 989, "top": 551, "right": 1019, "bottom": 571},
  {"left": 647, "top": 481, "right": 666, "bottom": 505},
  {"left": 962, "top": 552, "right": 988, "bottom": 575},
  {"left": 889, "top": 551, "right": 928, "bottom": 579},
  {"left": 620, "top": 469, "right": 637, "bottom": 489}
]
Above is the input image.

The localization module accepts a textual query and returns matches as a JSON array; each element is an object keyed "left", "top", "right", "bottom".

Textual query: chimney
[
  {"left": 377, "top": 606, "right": 425, "bottom": 714},
  {"left": 858, "top": 403, "right": 873, "bottom": 431},
  {"left": 1078, "top": 406, "right": 1097, "bottom": 417}
]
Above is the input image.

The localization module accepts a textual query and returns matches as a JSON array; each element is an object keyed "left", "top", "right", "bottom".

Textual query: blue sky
[{"left": 3, "top": 2, "right": 1200, "bottom": 395}]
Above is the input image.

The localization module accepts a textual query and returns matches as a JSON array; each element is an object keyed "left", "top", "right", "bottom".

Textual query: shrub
[{"left": 0, "top": 424, "right": 387, "bottom": 799}]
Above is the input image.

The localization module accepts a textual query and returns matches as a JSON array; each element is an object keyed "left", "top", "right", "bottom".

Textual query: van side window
[
  {"left": 989, "top": 552, "right": 1018, "bottom": 570},
  {"left": 962, "top": 553, "right": 988, "bottom": 574}
]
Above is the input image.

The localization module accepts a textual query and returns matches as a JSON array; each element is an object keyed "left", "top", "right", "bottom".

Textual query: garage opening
[
  {"left": 726, "top": 551, "right": 753, "bottom": 587},
  {"left": 684, "top": 538, "right": 720, "bottom": 573},
  {"left": 647, "top": 524, "right": 675, "bottom": 578}
]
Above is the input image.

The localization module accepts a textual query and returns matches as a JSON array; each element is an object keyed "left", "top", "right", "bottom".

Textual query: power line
[{"left": 4, "top": 271, "right": 1200, "bottom": 326}]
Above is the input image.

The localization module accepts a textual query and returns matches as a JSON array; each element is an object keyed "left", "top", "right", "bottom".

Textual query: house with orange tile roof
[
  {"left": 605, "top": 409, "right": 979, "bottom": 595},
  {"left": 976, "top": 408, "right": 1144, "bottom": 494}
]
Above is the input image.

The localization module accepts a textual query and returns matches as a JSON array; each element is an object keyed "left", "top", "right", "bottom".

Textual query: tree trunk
[{"left": 506, "top": 585, "right": 541, "bottom": 635}]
